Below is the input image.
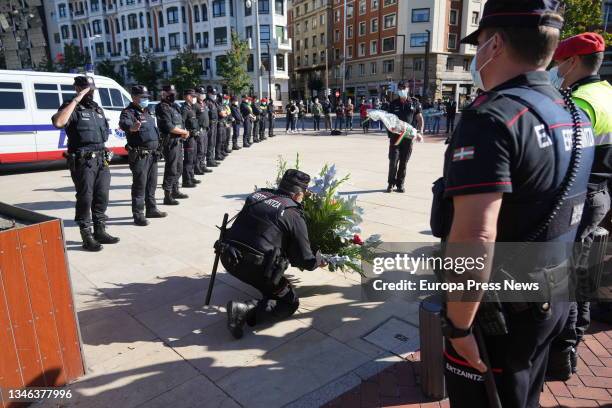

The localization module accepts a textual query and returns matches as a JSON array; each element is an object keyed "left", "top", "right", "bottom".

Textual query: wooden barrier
[{"left": 0, "top": 203, "right": 85, "bottom": 407}]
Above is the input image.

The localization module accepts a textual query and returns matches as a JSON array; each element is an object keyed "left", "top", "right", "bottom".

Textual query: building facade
[
  {"left": 44, "top": 0, "right": 292, "bottom": 103},
  {"left": 1, "top": 0, "right": 49, "bottom": 69}
]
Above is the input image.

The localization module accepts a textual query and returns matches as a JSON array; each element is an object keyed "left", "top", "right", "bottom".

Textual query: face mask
[
  {"left": 166, "top": 94, "right": 176, "bottom": 103},
  {"left": 470, "top": 36, "right": 496, "bottom": 91},
  {"left": 397, "top": 89, "right": 408, "bottom": 99},
  {"left": 548, "top": 59, "right": 571, "bottom": 89},
  {"left": 138, "top": 98, "right": 149, "bottom": 109}
]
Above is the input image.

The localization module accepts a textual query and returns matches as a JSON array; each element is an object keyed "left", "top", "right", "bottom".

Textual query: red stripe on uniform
[
  {"left": 445, "top": 181, "right": 512, "bottom": 192},
  {"left": 444, "top": 351, "right": 503, "bottom": 374},
  {"left": 506, "top": 107, "right": 529, "bottom": 127},
  {"left": 549, "top": 122, "right": 591, "bottom": 129}
]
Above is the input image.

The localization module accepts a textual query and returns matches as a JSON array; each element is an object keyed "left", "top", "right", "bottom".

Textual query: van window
[
  {"left": 34, "top": 83, "right": 74, "bottom": 109},
  {"left": 0, "top": 82, "right": 25, "bottom": 109},
  {"left": 98, "top": 87, "right": 128, "bottom": 110},
  {"left": 61, "top": 84, "right": 76, "bottom": 102}
]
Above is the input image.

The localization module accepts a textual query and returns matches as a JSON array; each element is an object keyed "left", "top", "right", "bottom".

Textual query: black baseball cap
[
  {"left": 162, "top": 84, "right": 177, "bottom": 94},
  {"left": 131, "top": 85, "right": 150, "bottom": 98},
  {"left": 279, "top": 169, "right": 311, "bottom": 194},
  {"left": 461, "top": 0, "right": 564, "bottom": 45},
  {"left": 73, "top": 75, "right": 96, "bottom": 89}
]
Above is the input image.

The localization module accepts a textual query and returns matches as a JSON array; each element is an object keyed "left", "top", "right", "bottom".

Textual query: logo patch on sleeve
[{"left": 452, "top": 146, "right": 475, "bottom": 161}]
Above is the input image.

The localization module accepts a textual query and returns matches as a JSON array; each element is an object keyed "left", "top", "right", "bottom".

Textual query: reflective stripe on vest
[{"left": 572, "top": 81, "right": 612, "bottom": 144}]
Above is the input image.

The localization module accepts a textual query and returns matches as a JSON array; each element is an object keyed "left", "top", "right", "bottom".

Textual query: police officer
[
  {"left": 241, "top": 96, "right": 254, "bottom": 146},
  {"left": 219, "top": 170, "right": 326, "bottom": 339},
  {"left": 156, "top": 85, "right": 190, "bottom": 205},
  {"left": 267, "top": 98, "right": 276, "bottom": 138},
  {"left": 119, "top": 85, "right": 167, "bottom": 226},
  {"left": 205, "top": 86, "right": 219, "bottom": 167},
  {"left": 547, "top": 32, "right": 612, "bottom": 379},
  {"left": 181, "top": 89, "right": 201, "bottom": 188},
  {"left": 385, "top": 81, "right": 424, "bottom": 193},
  {"left": 219, "top": 94, "right": 233, "bottom": 154},
  {"left": 230, "top": 96, "right": 243, "bottom": 150},
  {"left": 194, "top": 86, "right": 212, "bottom": 175},
  {"left": 52, "top": 76, "right": 120, "bottom": 251},
  {"left": 252, "top": 97, "right": 262, "bottom": 143},
  {"left": 215, "top": 91, "right": 227, "bottom": 161},
  {"left": 259, "top": 98, "right": 268, "bottom": 141},
  {"left": 438, "top": 2, "right": 595, "bottom": 407}
]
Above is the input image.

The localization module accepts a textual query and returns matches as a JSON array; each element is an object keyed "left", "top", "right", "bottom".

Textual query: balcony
[
  {"left": 277, "top": 37, "right": 292, "bottom": 51},
  {"left": 73, "top": 10, "right": 88, "bottom": 19}
]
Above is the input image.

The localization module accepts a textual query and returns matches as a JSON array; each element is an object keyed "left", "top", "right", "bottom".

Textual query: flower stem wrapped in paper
[{"left": 366, "top": 109, "right": 423, "bottom": 145}]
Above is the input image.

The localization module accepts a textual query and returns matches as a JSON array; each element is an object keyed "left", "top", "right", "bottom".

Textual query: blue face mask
[
  {"left": 470, "top": 36, "right": 495, "bottom": 91},
  {"left": 138, "top": 98, "right": 149, "bottom": 109}
]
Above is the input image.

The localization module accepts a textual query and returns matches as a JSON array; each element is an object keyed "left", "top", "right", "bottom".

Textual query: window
[
  {"left": 359, "top": 43, "right": 365, "bottom": 57},
  {"left": 205, "top": 57, "right": 211, "bottom": 70},
  {"left": 304, "top": 38, "right": 309, "bottom": 49},
  {"left": 471, "top": 11, "right": 479, "bottom": 25},
  {"left": 312, "top": 52, "right": 317, "bottom": 64},
  {"left": 335, "top": 48, "right": 340, "bottom": 59},
  {"left": 371, "top": 0, "right": 378, "bottom": 10},
  {"left": 214, "top": 27, "right": 228, "bottom": 45},
  {"left": 347, "top": 45, "right": 352, "bottom": 58},
  {"left": 54, "top": 33, "right": 60, "bottom": 44},
  {"left": 449, "top": 9, "right": 458, "bottom": 25},
  {"left": 215, "top": 55, "right": 226, "bottom": 75},
  {"left": 247, "top": 54, "right": 254, "bottom": 71},
  {"left": 347, "top": 4, "right": 354, "bottom": 18},
  {"left": 60, "top": 84, "right": 75, "bottom": 102},
  {"left": 382, "top": 37, "right": 395, "bottom": 52},
  {"left": 202, "top": 4, "right": 208, "bottom": 20},
  {"left": 410, "top": 33, "right": 428, "bottom": 47},
  {"left": 382, "top": 59, "right": 394, "bottom": 73},
  {"left": 359, "top": 0, "right": 366, "bottom": 15},
  {"left": 194, "top": 6, "right": 200, "bottom": 22},
  {"left": 295, "top": 39, "right": 300, "bottom": 51},
  {"left": 448, "top": 33, "right": 457, "bottom": 50},
  {"left": 259, "top": 0, "right": 270, "bottom": 14},
  {"left": 58, "top": 4, "right": 67, "bottom": 17},
  {"left": 304, "top": 20, "right": 309, "bottom": 32},
  {"left": 61, "top": 25, "right": 70, "bottom": 39},
  {"left": 370, "top": 61, "right": 377, "bottom": 74},
  {"left": 446, "top": 57, "right": 453, "bottom": 71},
  {"left": 413, "top": 57, "right": 423, "bottom": 71},
  {"left": 275, "top": 0, "right": 284, "bottom": 15},
  {"left": 295, "top": 23, "right": 300, "bottom": 35},
  {"left": 383, "top": 13, "right": 396, "bottom": 29},
  {"left": 347, "top": 26, "right": 353, "bottom": 38},
  {"left": 346, "top": 65, "right": 352, "bottom": 78},
  {"left": 275, "top": 83, "right": 281, "bottom": 100},
  {"left": 34, "top": 84, "right": 60, "bottom": 109},
  {"left": 312, "top": 35, "right": 316, "bottom": 46},
  {"left": 304, "top": 2, "right": 308, "bottom": 12},
  {"left": 260, "top": 25, "right": 270, "bottom": 44},
  {"left": 370, "top": 40, "right": 377, "bottom": 54},
  {"left": 320, "top": 14, "right": 325, "bottom": 25},
  {"left": 167, "top": 7, "right": 178, "bottom": 24},
  {"left": 463, "top": 58, "right": 470, "bottom": 71},
  {"left": 213, "top": 0, "right": 226, "bottom": 17},
  {"left": 92, "top": 20, "right": 102, "bottom": 34},
  {"left": 98, "top": 87, "right": 126, "bottom": 110},
  {"left": 312, "top": 17, "right": 317, "bottom": 29},
  {"left": 359, "top": 63, "right": 365, "bottom": 76},
  {"left": 276, "top": 25, "right": 286, "bottom": 42},
  {"left": 95, "top": 43, "right": 105, "bottom": 57},
  {"left": 122, "top": 15, "right": 126, "bottom": 30},
  {"left": 139, "top": 12, "right": 144, "bottom": 28},
  {"left": 304, "top": 55, "right": 309, "bottom": 65},
  {"left": 203, "top": 32, "right": 209, "bottom": 47},
  {"left": 371, "top": 18, "right": 378, "bottom": 33},
  {"left": 296, "top": 56, "right": 301, "bottom": 66},
  {"left": 169, "top": 32, "right": 180, "bottom": 49},
  {"left": 91, "top": 0, "right": 99, "bottom": 11},
  {"left": 158, "top": 11, "right": 164, "bottom": 27},
  {"left": 383, "top": 0, "right": 396, "bottom": 5},
  {"left": 128, "top": 13, "right": 137, "bottom": 29},
  {"left": 320, "top": 33, "right": 325, "bottom": 44},
  {"left": 320, "top": 50, "right": 325, "bottom": 62},
  {"left": 412, "top": 8, "right": 429, "bottom": 22},
  {"left": 359, "top": 22, "right": 366, "bottom": 36},
  {"left": 335, "top": 29, "right": 340, "bottom": 42},
  {"left": 105, "top": 19, "right": 110, "bottom": 33},
  {"left": 334, "top": 10, "right": 340, "bottom": 22}
]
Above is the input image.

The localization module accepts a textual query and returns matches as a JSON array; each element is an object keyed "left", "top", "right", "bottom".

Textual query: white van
[{"left": 0, "top": 70, "right": 131, "bottom": 164}]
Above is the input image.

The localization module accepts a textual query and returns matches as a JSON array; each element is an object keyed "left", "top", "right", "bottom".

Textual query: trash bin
[
  {"left": 419, "top": 294, "right": 447, "bottom": 400},
  {"left": 0, "top": 203, "right": 85, "bottom": 397}
]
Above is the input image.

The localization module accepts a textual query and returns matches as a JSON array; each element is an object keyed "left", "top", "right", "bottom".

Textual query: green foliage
[
  {"left": 58, "top": 44, "right": 87, "bottom": 72},
  {"left": 35, "top": 56, "right": 58, "bottom": 72},
  {"left": 562, "top": 0, "right": 612, "bottom": 44},
  {"left": 170, "top": 49, "right": 202, "bottom": 95},
  {"left": 96, "top": 59, "right": 124, "bottom": 85},
  {"left": 218, "top": 31, "right": 251, "bottom": 96},
  {"left": 127, "top": 50, "right": 162, "bottom": 97}
]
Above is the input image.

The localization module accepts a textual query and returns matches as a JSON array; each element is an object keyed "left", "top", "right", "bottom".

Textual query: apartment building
[
  {"left": 44, "top": 0, "right": 292, "bottom": 103},
  {"left": 1, "top": 0, "right": 48, "bottom": 69}
]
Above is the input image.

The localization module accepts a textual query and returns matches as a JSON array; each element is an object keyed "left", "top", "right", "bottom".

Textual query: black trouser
[
  {"left": 182, "top": 136, "right": 196, "bottom": 183},
  {"left": 244, "top": 118, "right": 252, "bottom": 144},
  {"left": 253, "top": 118, "right": 260, "bottom": 141},
  {"left": 69, "top": 153, "right": 110, "bottom": 228},
  {"left": 195, "top": 131, "right": 208, "bottom": 171},
  {"left": 259, "top": 117, "right": 266, "bottom": 139},
  {"left": 313, "top": 115, "right": 321, "bottom": 131},
  {"left": 162, "top": 137, "right": 183, "bottom": 192},
  {"left": 446, "top": 115, "right": 456, "bottom": 133},
  {"left": 206, "top": 122, "right": 217, "bottom": 163},
  {"left": 216, "top": 123, "right": 225, "bottom": 159},
  {"left": 324, "top": 114, "right": 332, "bottom": 130},
  {"left": 268, "top": 115, "right": 274, "bottom": 137},
  {"left": 445, "top": 303, "right": 569, "bottom": 408},
  {"left": 232, "top": 123, "right": 240, "bottom": 146},
  {"left": 387, "top": 138, "right": 413, "bottom": 187},
  {"left": 128, "top": 149, "right": 158, "bottom": 215}
]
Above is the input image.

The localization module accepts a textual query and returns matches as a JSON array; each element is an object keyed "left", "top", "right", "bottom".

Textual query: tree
[
  {"left": 97, "top": 59, "right": 124, "bottom": 85},
  {"left": 562, "top": 0, "right": 611, "bottom": 43},
  {"left": 127, "top": 50, "right": 162, "bottom": 96},
  {"left": 35, "top": 56, "right": 58, "bottom": 72},
  {"left": 169, "top": 48, "right": 203, "bottom": 95},
  {"left": 57, "top": 44, "right": 87, "bottom": 72},
  {"left": 218, "top": 31, "right": 251, "bottom": 96}
]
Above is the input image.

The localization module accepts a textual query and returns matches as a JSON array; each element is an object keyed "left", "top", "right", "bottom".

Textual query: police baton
[
  {"left": 205, "top": 213, "right": 229, "bottom": 305},
  {"left": 474, "top": 325, "right": 502, "bottom": 408}
]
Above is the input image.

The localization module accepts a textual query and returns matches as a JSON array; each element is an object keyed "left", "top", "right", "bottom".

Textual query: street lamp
[
  {"left": 266, "top": 41, "right": 273, "bottom": 99},
  {"left": 245, "top": 0, "right": 263, "bottom": 99},
  {"left": 423, "top": 29, "right": 431, "bottom": 98},
  {"left": 396, "top": 34, "right": 406, "bottom": 84},
  {"left": 87, "top": 33, "right": 101, "bottom": 73}
]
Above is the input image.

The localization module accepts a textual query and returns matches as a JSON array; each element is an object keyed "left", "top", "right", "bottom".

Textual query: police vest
[
  {"left": 496, "top": 87, "right": 595, "bottom": 244},
  {"left": 156, "top": 101, "right": 183, "bottom": 137},
  {"left": 182, "top": 103, "right": 199, "bottom": 132},
  {"left": 196, "top": 101, "right": 210, "bottom": 129},
  {"left": 226, "top": 189, "right": 299, "bottom": 255},
  {"left": 123, "top": 105, "right": 159, "bottom": 147},
  {"left": 572, "top": 81, "right": 612, "bottom": 145},
  {"left": 65, "top": 102, "right": 109, "bottom": 150},
  {"left": 207, "top": 99, "right": 219, "bottom": 121}
]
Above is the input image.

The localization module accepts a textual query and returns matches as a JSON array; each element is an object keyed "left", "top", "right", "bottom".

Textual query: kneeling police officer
[
  {"left": 52, "top": 76, "right": 120, "bottom": 251},
  {"left": 219, "top": 170, "right": 326, "bottom": 339},
  {"left": 119, "top": 85, "right": 167, "bottom": 226}
]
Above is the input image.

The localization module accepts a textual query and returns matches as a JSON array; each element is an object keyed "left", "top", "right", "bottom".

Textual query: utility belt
[
  {"left": 64, "top": 149, "right": 110, "bottom": 161},
  {"left": 126, "top": 145, "right": 159, "bottom": 160},
  {"left": 587, "top": 181, "right": 608, "bottom": 193},
  {"left": 216, "top": 239, "right": 289, "bottom": 285}
]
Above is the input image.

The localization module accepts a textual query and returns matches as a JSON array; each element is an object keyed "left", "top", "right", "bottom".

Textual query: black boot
[
  {"left": 182, "top": 181, "right": 196, "bottom": 188},
  {"left": 94, "top": 223, "right": 120, "bottom": 244},
  {"left": 146, "top": 208, "right": 168, "bottom": 218},
  {"left": 546, "top": 350, "right": 573, "bottom": 381},
  {"left": 172, "top": 190, "right": 189, "bottom": 199},
  {"left": 192, "top": 178, "right": 202, "bottom": 184},
  {"left": 203, "top": 167, "right": 213, "bottom": 173},
  {"left": 133, "top": 213, "right": 149, "bottom": 226},
  {"left": 386, "top": 184, "right": 394, "bottom": 193},
  {"left": 164, "top": 191, "right": 179, "bottom": 205},
  {"left": 395, "top": 185, "right": 405, "bottom": 193},
  {"left": 208, "top": 160, "right": 219, "bottom": 167},
  {"left": 233, "top": 145, "right": 241, "bottom": 150},
  {"left": 226, "top": 300, "right": 256, "bottom": 339},
  {"left": 195, "top": 168, "right": 205, "bottom": 175},
  {"left": 80, "top": 227, "right": 103, "bottom": 252}
]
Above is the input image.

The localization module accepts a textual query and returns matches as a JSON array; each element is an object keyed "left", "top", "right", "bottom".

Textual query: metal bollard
[{"left": 419, "top": 294, "right": 447, "bottom": 400}]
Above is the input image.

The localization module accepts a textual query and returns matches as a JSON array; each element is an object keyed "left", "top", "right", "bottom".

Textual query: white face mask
[
  {"left": 397, "top": 89, "right": 408, "bottom": 99},
  {"left": 470, "top": 36, "right": 496, "bottom": 91},
  {"left": 548, "top": 59, "right": 571, "bottom": 89}
]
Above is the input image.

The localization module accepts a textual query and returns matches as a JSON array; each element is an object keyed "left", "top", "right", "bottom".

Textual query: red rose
[{"left": 352, "top": 234, "right": 364, "bottom": 245}]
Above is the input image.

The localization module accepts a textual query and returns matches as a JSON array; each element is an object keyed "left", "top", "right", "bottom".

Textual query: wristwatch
[{"left": 440, "top": 315, "right": 473, "bottom": 339}]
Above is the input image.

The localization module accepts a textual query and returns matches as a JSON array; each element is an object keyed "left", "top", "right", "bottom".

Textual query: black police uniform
[
  {"left": 55, "top": 95, "right": 111, "bottom": 232},
  {"left": 259, "top": 102, "right": 267, "bottom": 140},
  {"left": 268, "top": 102, "right": 276, "bottom": 137},
  {"left": 119, "top": 100, "right": 161, "bottom": 218},
  {"left": 252, "top": 101, "right": 262, "bottom": 142},
  {"left": 181, "top": 99, "right": 200, "bottom": 187},
  {"left": 194, "top": 95, "right": 210, "bottom": 174},
  {"left": 156, "top": 99, "right": 185, "bottom": 195},
  {"left": 230, "top": 102, "right": 243, "bottom": 149},
  {"left": 205, "top": 90, "right": 219, "bottom": 166},
  {"left": 241, "top": 101, "right": 254, "bottom": 146},
  {"left": 385, "top": 97, "right": 422, "bottom": 190},
  {"left": 441, "top": 72, "right": 595, "bottom": 408},
  {"left": 214, "top": 96, "right": 225, "bottom": 160}
]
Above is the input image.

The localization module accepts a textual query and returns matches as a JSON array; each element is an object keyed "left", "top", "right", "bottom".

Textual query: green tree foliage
[
  {"left": 35, "top": 56, "right": 58, "bottom": 72},
  {"left": 58, "top": 44, "right": 87, "bottom": 72},
  {"left": 96, "top": 59, "right": 124, "bottom": 85},
  {"left": 127, "top": 50, "right": 162, "bottom": 97},
  {"left": 562, "top": 0, "right": 611, "bottom": 44},
  {"left": 169, "top": 49, "right": 202, "bottom": 95},
  {"left": 218, "top": 31, "right": 251, "bottom": 96}
]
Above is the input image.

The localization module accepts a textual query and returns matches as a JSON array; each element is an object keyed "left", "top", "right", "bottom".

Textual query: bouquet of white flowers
[{"left": 366, "top": 109, "right": 422, "bottom": 145}]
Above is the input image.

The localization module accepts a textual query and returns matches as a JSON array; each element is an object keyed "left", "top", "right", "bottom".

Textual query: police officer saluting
[
  {"left": 437, "top": 1, "right": 594, "bottom": 407},
  {"left": 194, "top": 86, "right": 212, "bottom": 175},
  {"left": 219, "top": 170, "right": 326, "bottom": 339},
  {"left": 385, "top": 81, "right": 424, "bottom": 193},
  {"left": 51, "top": 76, "right": 119, "bottom": 251},
  {"left": 119, "top": 85, "right": 167, "bottom": 226},
  {"left": 156, "top": 85, "right": 190, "bottom": 205},
  {"left": 180, "top": 89, "right": 201, "bottom": 188}
]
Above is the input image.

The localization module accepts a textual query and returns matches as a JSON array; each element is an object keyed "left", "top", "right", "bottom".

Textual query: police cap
[
  {"left": 461, "top": 0, "right": 564, "bottom": 45},
  {"left": 206, "top": 85, "right": 215, "bottom": 94},
  {"left": 131, "top": 85, "right": 150, "bottom": 98},
  {"left": 553, "top": 32, "right": 605, "bottom": 61},
  {"left": 195, "top": 85, "right": 206, "bottom": 94},
  {"left": 162, "top": 84, "right": 177, "bottom": 94},
  {"left": 183, "top": 88, "right": 197, "bottom": 96},
  {"left": 73, "top": 75, "right": 96, "bottom": 89},
  {"left": 279, "top": 169, "right": 311, "bottom": 194},
  {"left": 397, "top": 80, "right": 407, "bottom": 89}
]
